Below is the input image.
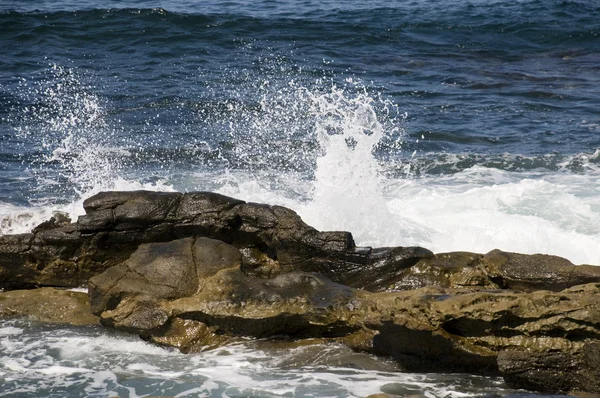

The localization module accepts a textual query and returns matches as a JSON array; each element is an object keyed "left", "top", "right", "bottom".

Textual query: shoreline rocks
[{"left": 1, "top": 190, "right": 600, "bottom": 395}]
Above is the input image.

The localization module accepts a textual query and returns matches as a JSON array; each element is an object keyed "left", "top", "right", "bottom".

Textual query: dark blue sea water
[{"left": 0, "top": 0, "right": 599, "bottom": 396}]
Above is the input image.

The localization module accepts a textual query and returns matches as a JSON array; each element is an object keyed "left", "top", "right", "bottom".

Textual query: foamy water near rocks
[{"left": 1, "top": 190, "right": 600, "bottom": 395}]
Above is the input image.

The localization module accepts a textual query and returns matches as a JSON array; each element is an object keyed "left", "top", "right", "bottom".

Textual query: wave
[{"left": 386, "top": 150, "right": 600, "bottom": 177}]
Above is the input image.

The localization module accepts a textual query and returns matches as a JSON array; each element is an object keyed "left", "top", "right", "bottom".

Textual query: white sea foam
[
  {"left": 35, "top": 365, "right": 93, "bottom": 375},
  {"left": 1, "top": 319, "right": 517, "bottom": 397},
  {"left": 0, "top": 326, "right": 23, "bottom": 336},
  {"left": 0, "top": 202, "right": 54, "bottom": 236},
  {"left": 384, "top": 173, "right": 599, "bottom": 264},
  {"left": 218, "top": 171, "right": 600, "bottom": 266}
]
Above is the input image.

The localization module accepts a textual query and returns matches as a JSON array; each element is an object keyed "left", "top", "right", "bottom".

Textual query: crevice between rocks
[{"left": 178, "top": 312, "right": 361, "bottom": 339}]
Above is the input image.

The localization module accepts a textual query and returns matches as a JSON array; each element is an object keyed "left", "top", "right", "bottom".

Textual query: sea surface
[{"left": 0, "top": 0, "right": 598, "bottom": 396}]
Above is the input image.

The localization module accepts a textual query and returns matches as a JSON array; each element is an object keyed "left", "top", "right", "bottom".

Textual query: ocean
[{"left": 0, "top": 0, "right": 598, "bottom": 396}]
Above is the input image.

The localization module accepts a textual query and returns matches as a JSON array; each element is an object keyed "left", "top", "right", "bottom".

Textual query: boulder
[
  {"left": 79, "top": 191, "right": 435, "bottom": 289},
  {"left": 497, "top": 344, "right": 600, "bottom": 394},
  {"left": 31, "top": 211, "right": 71, "bottom": 234},
  {"left": 387, "top": 251, "right": 494, "bottom": 291},
  {"left": 482, "top": 249, "right": 600, "bottom": 292},
  {"left": 88, "top": 237, "right": 242, "bottom": 327},
  {"left": 368, "top": 284, "right": 600, "bottom": 383},
  {"left": 0, "top": 228, "right": 102, "bottom": 290},
  {"left": 149, "top": 317, "right": 237, "bottom": 353}
]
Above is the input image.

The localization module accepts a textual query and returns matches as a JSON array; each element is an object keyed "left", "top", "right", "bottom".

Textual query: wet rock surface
[
  {"left": 2, "top": 190, "right": 600, "bottom": 395},
  {"left": 0, "top": 287, "right": 99, "bottom": 325}
]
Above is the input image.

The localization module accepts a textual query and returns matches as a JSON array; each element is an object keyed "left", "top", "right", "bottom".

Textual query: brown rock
[
  {"left": 482, "top": 249, "right": 600, "bottom": 292},
  {"left": 88, "top": 238, "right": 199, "bottom": 316},
  {"left": 0, "top": 287, "right": 98, "bottom": 325},
  {"left": 388, "top": 251, "right": 495, "bottom": 291},
  {"left": 1, "top": 191, "right": 434, "bottom": 291},
  {"left": 194, "top": 237, "right": 242, "bottom": 281},
  {"left": 386, "top": 250, "right": 600, "bottom": 294},
  {"left": 100, "top": 295, "right": 169, "bottom": 333},
  {"left": 32, "top": 211, "right": 71, "bottom": 233},
  {"left": 149, "top": 317, "right": 236, "bottom": 353}
]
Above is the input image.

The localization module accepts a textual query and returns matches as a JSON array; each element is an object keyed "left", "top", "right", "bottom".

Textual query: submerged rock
[{"left": 2, "top": 190, "right": 600, "bottom": 395}]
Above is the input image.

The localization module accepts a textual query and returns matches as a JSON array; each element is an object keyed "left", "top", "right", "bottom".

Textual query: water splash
[
  {"left": 298, "top": 83, "right": 405, "bottom": 246},
  {"left": 13, "top": 64, "right": 124, "bottom": 197},
  {"left": 1, "top": 64, "right": 174, "bottom": 234},
  {"left": 207, "top": 71, "right": 405, "bottom": 246},
  {"left": 2, "top": 60, "right": 599, "bottom": 264},
  {"left": 207, "top": 65, "right": 599, "bottom": 263}
]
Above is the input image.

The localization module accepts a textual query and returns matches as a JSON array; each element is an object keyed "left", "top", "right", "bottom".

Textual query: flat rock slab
[{"left": 0, "top": 287, "right": 99, "bottom": 326}]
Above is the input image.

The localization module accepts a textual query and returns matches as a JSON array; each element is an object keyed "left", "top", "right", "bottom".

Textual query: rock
[
  {"left": 85, "top": 226, "right": 600, "bottom": 394},
  {"left": 495, "top": 284, "right": 600, "bottom": 394},
  {"left": 78, "top": 191, "right": 435, "bottom": 289},
  {"left": 89, "top": 233, "right": 362, "bottom": 339},
  {"left": 365, "top": 394, "right": 406, "bottom": 398},
  {"left": 0, "top": 227, "right": 105, "bottom": 290},
  {"left": 483, "top": 249, "right": 600, "bottom": 292},
  {"left": 368, "top": 283, "right": 600, "bottom": 389},
  {"left": 388, "top": 251, "right": 493, "bottom": 291},
  {"left": 498, "top": 341, "right": 600, "bottom": 394},
  {"left": 32, "top": 211, "right": 71, "bottom": 234},
  {"left": 194, "top": 237, "right": 242, "bottom": 281},
  {"left": 373, "top": 388, "right": 425, "bottom": 398},
  {"left": 80, "top": 190, "right": 183, "bottom": 231},
  {"left": 0, "top": 190, "right": 434, "bottom": 291},
  {"left": 149, "top": 317, "right": 236, "bottom": 353},
  {"left": 89, "top": 238, "right": 200, "bottom": 316},
  {"left": 240, "top": 246, "right": 281, "bottom": 278},
  {"left": 387, "top": 250, "right": 600, "bottom": 293},
  {"left": 173, "top": 191, "right": 244, "bottom": 240},
  {"left": 162, "top": 268, "right": 359, "bottom": 339},
  {"left": 0, "top": 233, "right": 36, "bottom": 289},
  {"left": 0, "top": 287, "right": 99, "bottom": 325},
  {"left": 100, "top": 294, "right": 170, "bottom": 334},
  {"left": 2, "top": 190, "right": 600, "bottom": 395},
  {"left": 88, "top": 237, "right": 244, "bottom": 332}
]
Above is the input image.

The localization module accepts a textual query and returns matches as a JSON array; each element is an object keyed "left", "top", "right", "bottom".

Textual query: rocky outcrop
[
  {"left": 86, "top": 235, "right": 600, "bottom": 393},
  {"left": 0, "top": 191, "right": 433, "bottom": 290},
  {"left": 1, "top": 190, "right": 600, "bottom": 395}
]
